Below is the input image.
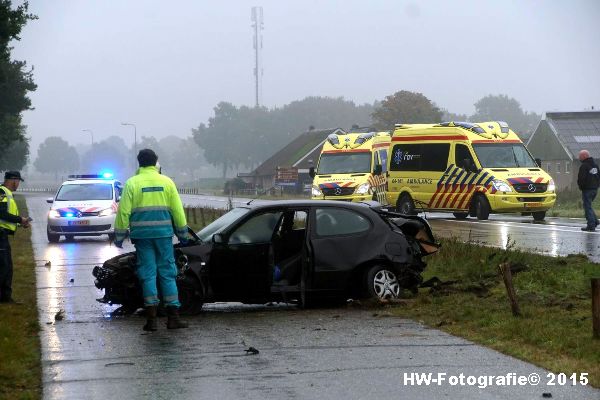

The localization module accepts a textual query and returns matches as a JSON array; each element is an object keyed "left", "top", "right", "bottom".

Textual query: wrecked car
[{"left": 92, "top": 200, "right": 439, "bottom": 314}]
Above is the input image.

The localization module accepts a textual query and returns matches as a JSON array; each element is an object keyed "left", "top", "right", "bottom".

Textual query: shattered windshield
[{"left": 196, "top": 207, "right": 251, "bottom": 242}]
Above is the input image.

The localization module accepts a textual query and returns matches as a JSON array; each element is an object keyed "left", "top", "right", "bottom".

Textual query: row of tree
[
  {"left": 193, "top": 92, "right": 541, "bottom": 177},
  {"left": 0, "top": 1, "right": 36, "bottom": 171},
  {"left": 32, "top": 134, "right": 210, "bottom": 183}
]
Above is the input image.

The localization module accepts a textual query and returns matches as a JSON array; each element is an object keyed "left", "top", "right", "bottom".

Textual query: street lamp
[
  {"left": 82, "top": 129, "right": 94, "bottom": 146},
  {"left": 121, "top": 122, "right": 137, "bottom": 156}
]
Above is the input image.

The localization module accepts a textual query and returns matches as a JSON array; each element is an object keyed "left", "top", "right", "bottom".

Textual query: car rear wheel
[
  {"left": 532, "top": 211, "right": 546, "bottom": 221},
  {"left": 453, "top": 212, "right": 469, "bottom": 219},
  {"left": 177, "top": 274, "right": 204, "bottom": 315},
  {"left": 397, "top": 193, "right": 416, "bottom": 215},
  {"left": 474, "top": 195, "right": 490, "bottom": 220},
  {"left": 47, "top": 228, "right": 60, "bottom": 243},
  {"left": 364, "top": 265, "right": 401, "bottom": 300}
]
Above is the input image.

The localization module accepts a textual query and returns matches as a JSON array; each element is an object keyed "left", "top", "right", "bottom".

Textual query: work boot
[
  {"left": 143, "top": 305, "right": 158, "bottom": 331},
  {"left": 166, "top": 306, "right": 188, "bottom": 329}
]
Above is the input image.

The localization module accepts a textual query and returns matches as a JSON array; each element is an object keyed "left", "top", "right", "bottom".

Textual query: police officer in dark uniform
[{"left": 0, "top": 171, "right": 30, "bottom": 303}]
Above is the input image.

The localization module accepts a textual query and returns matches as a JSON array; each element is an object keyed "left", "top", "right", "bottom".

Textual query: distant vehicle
[
  {"left": 310, "top": 131, "right": 391, "bottom": 204},
  {"left": 386, "top": 121, "right": 556, "bottom": 221},
  {"left": 46, "top": 173, "right": 122, "bottom": 243},
  {"left": 93, "top": 200, "right": 439, "bottom": 314}
]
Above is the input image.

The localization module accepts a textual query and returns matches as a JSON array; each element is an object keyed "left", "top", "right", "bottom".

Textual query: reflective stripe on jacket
[
  {"left": 0, "top": 185, "right": 19, "bottom": 232},
  {"left": 114, "top": 166, "right": 189, "bottom": 241}
]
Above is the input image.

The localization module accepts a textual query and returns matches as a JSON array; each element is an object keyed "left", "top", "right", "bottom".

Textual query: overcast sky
[{"left": 12, "top": 0, "right": 600, "bottom": 152}]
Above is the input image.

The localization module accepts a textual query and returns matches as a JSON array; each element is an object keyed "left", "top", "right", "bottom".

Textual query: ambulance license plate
[
  {"left": 525, "top": 202, "right": 543, "bottom": 208},
  {"left": 68, "top": 220, "right": 89, "bottom": 226}
]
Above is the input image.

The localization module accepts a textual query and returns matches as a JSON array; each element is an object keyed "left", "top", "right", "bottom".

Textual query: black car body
[{"left": 93, "top": 200, "right": 438, "bottom": 314}]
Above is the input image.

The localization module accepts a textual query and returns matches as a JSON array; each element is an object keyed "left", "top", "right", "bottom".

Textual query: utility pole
[{"left": 251, "top": 6, "right": 263, "bottom": 107}]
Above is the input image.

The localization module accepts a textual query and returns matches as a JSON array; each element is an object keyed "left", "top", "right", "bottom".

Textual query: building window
[
  {"left": 556, "top": 162, "right": 561, "bottom": 173},
  {"left": 546, "top": 163, "right": 552, "bottom": 173},
  {"left": 565, "top": 162, "right": 570, "bottom": 174}
]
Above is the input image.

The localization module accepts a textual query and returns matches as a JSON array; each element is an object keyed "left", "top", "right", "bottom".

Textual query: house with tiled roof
[
  {"left": 527, "top": 111, "right": 600, "bottom": 190},
  {"left": 239, "top": 127, "right": 346, "bottom": 191}
]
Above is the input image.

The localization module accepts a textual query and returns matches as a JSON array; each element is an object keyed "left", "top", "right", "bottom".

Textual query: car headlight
[
  {"left": 98, "top": 208, "right": 115, "bottom": 217},
  {"left": 48, "top": 210, "right": 60, "bottom": 218},
  {"left": 355, "top": 183, "right": 371, "bottom": 195},
  {"left": 492, "top": 179, "right": 512, "bottom": 192},
  {"left": 311, "top": 185, "right": 323, "bottom": 197},
  {"left": 547, "top": 179, "right": 555, "bottom": 192}
]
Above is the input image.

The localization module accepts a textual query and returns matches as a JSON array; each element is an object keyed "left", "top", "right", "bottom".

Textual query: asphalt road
[{"left": 23, "top": 192, "right": 599, "bottom": 399}]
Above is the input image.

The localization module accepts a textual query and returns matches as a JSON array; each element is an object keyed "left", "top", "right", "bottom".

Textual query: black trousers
[{"left": 0, "top": 233, "right": 13, "bottom": 301}]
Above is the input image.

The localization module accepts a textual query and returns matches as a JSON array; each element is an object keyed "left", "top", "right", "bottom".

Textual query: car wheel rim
[{"left": 373, "top": 269, "right": 400, "bottom": 299}]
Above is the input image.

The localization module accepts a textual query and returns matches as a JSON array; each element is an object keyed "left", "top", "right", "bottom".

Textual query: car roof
[
  {"left": 242, "top": 199, "right": 383, "bottom": 211},
  {"left": 61, "top": 179, "right": 120, "bottom": 185}
]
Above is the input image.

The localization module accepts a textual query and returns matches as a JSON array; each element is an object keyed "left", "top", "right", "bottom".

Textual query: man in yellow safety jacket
[
  {"left": 114, "top": 149, "right": 190, "bottom": 331},
  {"left": 0, "top": 171, "right": 30, "bottom": 303}
]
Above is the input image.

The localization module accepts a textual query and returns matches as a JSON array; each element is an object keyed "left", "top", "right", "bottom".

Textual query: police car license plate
[
  {"left": 525, "top": 202, "right": 543, "bottom": 208},
  {"left": 68, "top": 220, "right": 89, "bottom": 226}
]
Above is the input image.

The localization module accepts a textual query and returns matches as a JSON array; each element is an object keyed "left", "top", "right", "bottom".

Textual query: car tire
[
  {"left": 532, "top": 211, "right": 546, "bottom": 221},
  {"left": 364, "top": 265, "right": 401, "bottom": 300},
  {"left": 474, "top": 195, "right": 491, "bottom": 220},
  {"left": 453, "top": 212, "right": 469, "bottom": 220},
  {"left": 397, "top": 193, "right": 417, "bottom": 215},
  {"left": 108, "top": 233, "right": 115, "bottom": 241},
  {"left": 47, "top": 228, "right": 60, "bottom": 243},
  {"left": 177, "top": 274, "right": 204, "bottom": 315}
]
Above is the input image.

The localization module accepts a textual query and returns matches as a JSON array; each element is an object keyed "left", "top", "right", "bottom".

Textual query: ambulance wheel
[
  {"left": 47, "top": 228, "right": 60, "bottom": 243},
  {"left": 453, "top": 212, "right": 469, "bottom": 220},
  {"left": 397, "top": 193, "right": 416, "bottom": 215},
  {"left": 532, "top": 211, "right": 546, "bottom": 221},
  {"left": 474, "top": 195, "right": 490, "bottom": 220}
]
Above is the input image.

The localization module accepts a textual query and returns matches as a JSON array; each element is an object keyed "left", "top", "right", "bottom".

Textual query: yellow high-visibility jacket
[
  {"left": 0, "top": 185, "right": 20, "bottom": 233},
  {"left": 114, "top": 166, "right": 189, "bottom": 241}
]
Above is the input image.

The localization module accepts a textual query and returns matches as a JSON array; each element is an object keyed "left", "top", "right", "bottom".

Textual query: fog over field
[{"left": 11, "top": 0, "right": 600, "bottom": 151}]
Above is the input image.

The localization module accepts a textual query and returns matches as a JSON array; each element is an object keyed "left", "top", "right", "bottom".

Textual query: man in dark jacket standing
[{"left": 577, "top": 149, "right": 600, "bottom": 231}]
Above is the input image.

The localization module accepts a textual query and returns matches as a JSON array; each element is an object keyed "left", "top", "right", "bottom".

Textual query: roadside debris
[
  {"left": 54, "top": 309, "right": 65, "bottom": 321},
  {"left": 244, "top": 347, "right": 259, "bottom": 355},
  {"left": 44, "top": 260, "right": 51, "bottom": 267}
]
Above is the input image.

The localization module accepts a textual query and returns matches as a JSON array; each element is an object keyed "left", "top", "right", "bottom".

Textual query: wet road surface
[{"left": 24, "top": 192, "right": 599, "bottom": 399}]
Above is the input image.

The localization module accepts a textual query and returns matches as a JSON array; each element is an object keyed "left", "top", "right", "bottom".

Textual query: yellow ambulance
[
  {"left": 310, "top": 131, "right": 391, "bottom": 203},
  {"left": 386, "top": 121, "right": 556, "bottom": 221}
]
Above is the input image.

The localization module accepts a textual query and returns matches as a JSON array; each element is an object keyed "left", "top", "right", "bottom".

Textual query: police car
[{"left": 46, "top": 173, "right": 122, "bottom": 243}]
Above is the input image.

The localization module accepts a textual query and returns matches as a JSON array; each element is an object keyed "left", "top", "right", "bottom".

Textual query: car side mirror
[
  {"left": 535, "top": 158, "right": 542, "bottom": 168},
  {"left": 46, "top": 198, "right": 54, "bottom": 204},
  {"left": 309, "top": 167, "right": 316, "bottom": 179},
  {"left": 116, "top": 195, "right": 121, "bottom": 202},
  {"left": 373, "top": 164, "right": 382, "bottom": 176},
  {"left": 213, "top": 233, "right": 224, "bottom": 244}
]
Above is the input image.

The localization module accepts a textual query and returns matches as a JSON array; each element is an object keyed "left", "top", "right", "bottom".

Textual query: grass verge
[
  {"left": 0, "top": 196, "right": 41, "bottom": 399},
  {"left": 389, "top": 237, "right": 600, "bottom": 387},
  {"left": 549, "top": 189, "right": 600, "bottom": 218}
]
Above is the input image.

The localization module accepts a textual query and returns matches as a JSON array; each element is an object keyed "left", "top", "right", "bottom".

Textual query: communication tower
[{"left": 251, "top": 6, "right": 264, "bottom": 107}]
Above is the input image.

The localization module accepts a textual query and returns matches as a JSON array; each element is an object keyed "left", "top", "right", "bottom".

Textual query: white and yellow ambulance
[
  {"left": 386, "top": 121, "right": 556, "bottom": 221},
  {"left": 310, "top": 131, "right": 391, "bottom": 203}
]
